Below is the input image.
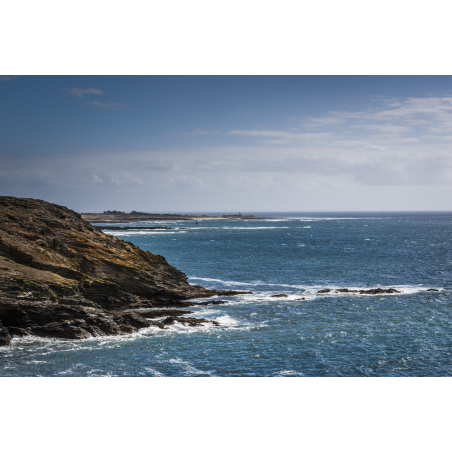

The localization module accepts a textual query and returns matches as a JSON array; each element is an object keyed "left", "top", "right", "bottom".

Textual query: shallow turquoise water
[{"left": 1, "top": 212, "right": 452, "bottom": 376}]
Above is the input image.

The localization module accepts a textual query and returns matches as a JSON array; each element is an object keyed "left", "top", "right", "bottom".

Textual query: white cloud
[{"left": 91, "top": 174, "right": 104, "bottom": 184}]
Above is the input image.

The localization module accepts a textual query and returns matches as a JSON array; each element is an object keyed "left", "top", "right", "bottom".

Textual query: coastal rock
[
  {"left": 426, "top": 289, "right": 439, "bottom": 292},
  {"left": 161, "top": 316, "right": 220, "bottom": 327},
  {"left": 129, "top": 309, "right": 194, "bottom": 319},
  {"left": 317, "top": 288, "right": 401, "bottom": 295},
  {"left": 0, "top": 196, "right": 247, "bottom": 311},
  {"left": 0, "top": 298, "right": 165, "bottom": 340},
  {"left": 271, "top": 294, "right": 288, "bottom": 298},
  {"left": 0, "top": 196, "right": 246, "bottom": 343},
  {"left": 357, "top": 288, "right": 401, "bottom": 294}
]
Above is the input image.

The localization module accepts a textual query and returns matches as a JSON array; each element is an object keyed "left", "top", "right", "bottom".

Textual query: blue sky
[{"left": 1, "top": 76, "right": 452, "bottom": 211}]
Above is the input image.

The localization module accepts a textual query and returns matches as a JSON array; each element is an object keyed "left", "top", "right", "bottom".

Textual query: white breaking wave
[
  {"left": 187, "top": 226, "right": 289, "bottom": 230},
  {"left": 188, "top": 277, "right": 444, "bottom": 297}
]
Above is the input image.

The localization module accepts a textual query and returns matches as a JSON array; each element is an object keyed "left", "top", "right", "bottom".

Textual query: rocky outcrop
[
  {"left": 0, "top": 196, "right": 247, "bottom": 344},
  {"left": 317, "top": 288, "right": 401, "bottom": 295}
]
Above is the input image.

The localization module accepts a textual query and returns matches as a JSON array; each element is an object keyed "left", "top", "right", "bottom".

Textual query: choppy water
[{"left": 2, "top": 212, "right": 452, "bottom": 376}]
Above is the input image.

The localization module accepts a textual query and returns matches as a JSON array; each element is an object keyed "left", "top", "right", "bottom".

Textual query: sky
[{"left": 1, "top": 75, "right": 452, "bottom": 212}]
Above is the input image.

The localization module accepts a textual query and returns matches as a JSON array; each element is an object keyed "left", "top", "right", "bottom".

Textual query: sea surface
[{"left": 2, "top": 212, "right": 452, "bottom": 377}]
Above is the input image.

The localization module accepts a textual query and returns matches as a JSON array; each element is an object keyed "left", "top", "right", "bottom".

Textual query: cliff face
[{"left": 0, "top": 196, "right": 243, "bottom": 343}]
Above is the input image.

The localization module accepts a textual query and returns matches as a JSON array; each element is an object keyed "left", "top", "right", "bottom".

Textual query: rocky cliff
[{"left": 0, "top": 196, "right": 245, "bottom": 344}]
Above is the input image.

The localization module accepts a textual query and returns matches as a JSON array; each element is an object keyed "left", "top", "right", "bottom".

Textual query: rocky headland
[
  {"left": 0, "top": 196, "right": 249, "bottom": 345},
  {"left": 81, "top": 211, "right": 268, "bottom": 223}
]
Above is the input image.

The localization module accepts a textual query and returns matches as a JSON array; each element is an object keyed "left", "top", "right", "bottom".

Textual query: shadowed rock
[
  {"left": 0, "top": 320, "right": 11, "bottom": 346},
  {"left": 271, "top": 294, "right": 288, "bottom": 298},
  {"left": 128, "top": 309, "right": 194, "bottom": 319}
]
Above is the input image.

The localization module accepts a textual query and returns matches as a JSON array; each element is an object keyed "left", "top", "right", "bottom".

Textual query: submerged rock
[
  {"left": 426, "top": 289, "right": 439, "bottom": 292},
  {"left": 271, "top": 294, "right": 288, "bottom": 298},
  {"left": 317, "top": 289, "right": 331, "bottom": 293}
]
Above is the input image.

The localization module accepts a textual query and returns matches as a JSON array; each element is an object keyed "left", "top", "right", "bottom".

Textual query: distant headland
[{"left": 81, "top": 211, "right": 269, "bottom": 223}]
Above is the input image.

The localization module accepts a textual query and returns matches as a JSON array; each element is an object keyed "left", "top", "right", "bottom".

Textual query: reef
[{"left": 0, "top": 196, "right": 248, "bottom": 344}]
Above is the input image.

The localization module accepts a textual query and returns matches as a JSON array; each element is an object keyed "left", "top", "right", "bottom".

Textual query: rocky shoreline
[{"left": 0, "top": 196, "right": 249, "bottom": 346}]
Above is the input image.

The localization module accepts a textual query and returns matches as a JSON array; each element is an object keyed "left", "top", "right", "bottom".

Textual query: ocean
[{"left": 1, "top": 212, "right": 452, "bottom": 377}]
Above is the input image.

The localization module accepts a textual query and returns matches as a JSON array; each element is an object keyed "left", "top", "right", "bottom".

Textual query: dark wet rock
[
  {"left": 129, "top": 309, "right": 194, "bottom": 319},
  {"left": 0, "top": 298, "right": 166, "bottom": 340},
  {"left": 295, "top": 298, "right": 306, "bottom": 301},
  {"left": 426, "top": 289, "right": 439, "bottom": 292},
  {"left": 271, "top": 294, "right": 288, "bottom": 298},
  {"left": 358, "top": 288, "right": 401, "bottom": 294},
  {"left": 0, "top": 320, "right": 11, "bottom": 346},
  {"left": 161, "top": 316, "right": 220, "bottom": 327},
  {"left": 318, "top": 287, "right": 401, "bottom": 295},
  {"left": 195, "top": 299, "right": 231, "bottom": 306}
]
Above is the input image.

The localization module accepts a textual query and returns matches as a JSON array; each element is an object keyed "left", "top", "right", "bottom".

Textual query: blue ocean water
[{"left": 1, "top": 212, "right": 452, "bottom": 377}]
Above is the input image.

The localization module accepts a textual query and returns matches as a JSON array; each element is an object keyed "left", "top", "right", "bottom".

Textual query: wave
[
  {"left": 188, "top": 277, "right": 444, "bottom": 296},
  {"left": 187, "top": 226, "right": 289, "bottom": 230},
  {"left": 104, "top": 230, "right": 187, "bottom": 236}
]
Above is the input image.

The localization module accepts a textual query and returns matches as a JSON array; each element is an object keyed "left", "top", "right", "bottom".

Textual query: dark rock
[
  {"left": 195, "top": 299, "right": 231, "bottom": 306},
  {"left": 426, "top": 289, "right": 439, "bottom": 292},
  {"left": 0, "top": 298, "right": 167, "bottom": 340},
  {"left": 336, "top": 288, "right": 359, "bottom": 293},
  {"left": 161, "top": 316, "right": 220, "bottom": 327},
  {"left": 271, "top": 294, "right": 288, "bottom": 298},
  {"left": 0, "top": 320, "right": 11, "bottom": 346},
  {"left": 358, "top": 288, "right": 401, "bottom": 294},
  {"left": 129, "top": 309, "right": 194, "bottom": 319},
  {"left": 317, "top": 289, "right": 331, "bottom": 293},
  {"left": 295, "top": 298, "right": 306, "bottom": 301}
]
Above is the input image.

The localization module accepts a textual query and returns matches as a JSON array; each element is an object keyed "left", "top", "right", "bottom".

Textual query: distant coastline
[{"left": 81, "top": 211, "right": 269, "bottom": 223}]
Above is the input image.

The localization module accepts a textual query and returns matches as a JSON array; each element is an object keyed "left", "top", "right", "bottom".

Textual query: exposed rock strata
[{"left": 0, "top": 196, "right": 247, "bottom": 344}]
